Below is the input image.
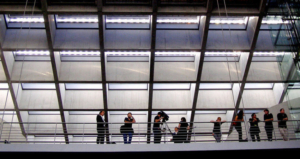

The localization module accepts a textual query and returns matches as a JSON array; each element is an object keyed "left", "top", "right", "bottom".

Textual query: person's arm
[
  {"left": 210, "top": 120, "right": 215, "bottom": 123},
  {"left": 155, "top": 116, "right": 163, "bottom": 122},
  {"left": 178, "top": 123, "right": 181, "bottom": 128},
  {"left": 283, "top": 114, "right": 288, "bottom": 121},
  {"left": 187, "top": 125, "right": 190, "bottom": 130}
]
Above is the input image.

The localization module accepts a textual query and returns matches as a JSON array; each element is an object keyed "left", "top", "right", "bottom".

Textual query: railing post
[
  {"left": 82, "top": 123, "right": 85, "bottom": 144},
  {"left": 54, "top": 123, "right": 57, "bottom": 144}
]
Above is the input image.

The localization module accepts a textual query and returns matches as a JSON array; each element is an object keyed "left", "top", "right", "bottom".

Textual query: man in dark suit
[
  {"left": 171, "top": 127, "right": 180, "bottom": 143},
  {"left": 96, "top": 110, "right": 105, "bottom": 144}
]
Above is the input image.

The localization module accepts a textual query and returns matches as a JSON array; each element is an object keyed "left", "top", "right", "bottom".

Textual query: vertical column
[
  {"left": 41, "top": 0, "right": 69, "bottom": 144},
  {"left": 147, "top": 0, "right": 157, "bottom": 144},
  {"left": 189, "top": 0, "right": 214, "bottom": 138},
  {"left": 97, "top": 0, "right": 110, "bottom": 143}
]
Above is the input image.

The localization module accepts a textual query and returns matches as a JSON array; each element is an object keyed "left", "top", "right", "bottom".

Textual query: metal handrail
[{"left": 1, "top": 120, "right": 299, "bottom": 144}]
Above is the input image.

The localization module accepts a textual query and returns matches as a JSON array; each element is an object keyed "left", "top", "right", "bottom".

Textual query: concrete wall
[
  {"left": 247, "top": 62, "right": 282, "bottom": 81},
  {"left": 239, "top": 53, "right": 249, "bottom": 77},
  {"left": 153, "top": 91, "right": 192, "bottom": 109},
  {"left": 54, "top": 30, "right": 99, "bottom": 49},
  {"left": 273, "top": 83, "right": 284, "bottom": 104},
  {"left": 154, "top": 62, "right": 196, "bottom": 81},
  {"left": 59, "top": 62, "right": 101, "bottom": 81},
  {"left": 106, "top": 62, "right": 149, "bottom": 81},
  {"left": 3, "top": 51, "right": 15, "bottom": 78},
  {"left": 105, "top": 30, "right": 151, "bottom": 49},
  {"left": 242, "top": 90, "right": 276, "bottom": 108},
  {"left": 64, "top": 90, "right": 104, "bottom": 109},
  {"left": 0, "top": 62, "right": 7, "bottom": 80},
  {"left": 108, "top": 90, "right": 148, "bottom": 109},
  {"left": 201, "top": 62, "right": 241, "bottom": 81},
  {"left": 2, "top": 30, "right": 48, "bottom": 49},
  {"left": 197, "top": 90, "right": 235, "bottom": 108},
  {"left": 11, "top": 62, "right": 54, "bottom": 81},
  {"left": 12, "top": 83, "right": 22, "bottom": 107},
  {"left": 232, "top": 83, "right": 241, "bottom": 105},
  {"left": 194, "top": 114, "right": 228, "bottom": 133},
  {"left": 247, "top": 17, "right": 258, "bottom": 45},
  {"left": 206, "top": 31, "right": 250, "bottom": 50},
  {"left": 22, "top": 113, "right": 63, "bottom": 133},
  {"left": 64, "top": 113, "right": 97, "bottom": 133},
  {"left": 0, "top": 90, "right": 14, "bottom": 109},
  {"left": 18, "top": 90, "right": 59, "bottom": 109}
]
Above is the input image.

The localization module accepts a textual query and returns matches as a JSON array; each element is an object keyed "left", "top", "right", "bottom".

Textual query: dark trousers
[
  {"left": 153, "top": 128, "right": 162, "bottom": 144},
  {"left": 97, "top": 128, "right": 105, "bottom": 144},
  {"left": 265, "top": 127, "right": 273, "bottom": 141},
  {"left": 250, "top": 132, "right": 260, "bottom": 142},
  {"left": 123, "top": 132, "right": 133, "bottom": 144},
  {"left": 235, "top": 126, "right": 242, "bottom": 141}
]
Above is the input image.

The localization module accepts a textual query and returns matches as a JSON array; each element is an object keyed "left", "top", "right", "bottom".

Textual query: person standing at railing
[
  {"left": 153, "top": 112, "right": 163, "bottom": 144},
  {"left": 177, "top": 117, "right": 190, "bottom": 143},
  {"left": 234, "top": 110, "right": 245, "bottom": 142},
  {"left": 96, "top": 110, "right": 106, "bottom": 144},
  {"left": 249, "top": 113, "right": 260, "bottom": 142},
  {"left": 264, "top": 109, "right": 273, "bottom": 141},
  {"left": 170, "top": 127, "right": 180, "bottom": 143},
  {"left": 277, "top": 108, "right": 288, "bottom": 141},
  {"left": 210, "top": 117, "right": 226, "bottom": 143},
  {"left": 122, "top": 112, "right": 136, "bottom": 144}
]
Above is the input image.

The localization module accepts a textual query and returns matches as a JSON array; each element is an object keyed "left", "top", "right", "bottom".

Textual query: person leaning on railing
[
  {"left": 210, "top": 117, "right": 226, "bottom": 143},
  {"left": 277, "top": 108, "right": 288, "bottom": 141},
  {"left": 234, "top": 110, "right": 245, "bottom": 142},
  {"left": 249, "top": 113, "right": 260, "bottom": 142},
  {"left": 264, "top": 109, "right": 273, "bottom": 141}
]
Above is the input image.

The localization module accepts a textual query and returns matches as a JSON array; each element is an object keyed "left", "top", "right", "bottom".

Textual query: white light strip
[
  {"left": 109, "top": 111, "right": 147, "bottom": 115},
  {"left": 154, "top": 83, "right": 191, "bottom": 90},
  {"left": 254, "top": 52, "right": 292, "bottom": 56},
  {"left": 22, "top": 83, "right": 56, "bottom": 89},
  {"left": 106, "top": 18, "right": 150, "bottom": 24},
  {"left": 157, "top": 16, "right": 200, "bottom": 24},
  {"left": 65, "top": 83, "right": 102, "bottom": 90},
  {"left": 245, "top": 83, "right": 274, "bottom": 89},
  {"left": 13, "top": 50, "right": 50, "bottom": 56},
  {"left": 56, "top": 18, "right": 98, "bottom": 23},
  {"left": 205, "top": 52, "right": 242, "bottom": 56},
  {"left": 0, "top": 111, "right": 16, "bottom": 115},
  {"left": 195, "top": 111, "right": 226, "bottom": 114},
  {"left": 109, "top": 83, "right": 148, "bottom": 90},
  {"left": 210, "top": 17, "right": 248, "bottom": 25},
  {"left": 28, "top": 111, "right": 60, "bottom": 115},
  {"left": 60, "top": 51, "right": 100, "bottom": 56},
  {"left": 69, "top": 111, "right": 99, "bottom": 115},
  {"left": 155, "top": 52, "right": 199, "bottom": 56},
  {"left": 105, "top": 51, "right": 150, "bottom": 56},
  {"left": 7, "top": 17, "right": 44, "bottom": 23},
  {"left": 199, "top": 83, "right": 232, "bottom": 89},
  {"left": 151, "top": 111, "right": 187, "bottom": 115},
  {"left": 262, "top": 19, "right": 289, "bottom": 24},
  {"left": 0, "top": 83, "right": 9, "bottom": 89}
]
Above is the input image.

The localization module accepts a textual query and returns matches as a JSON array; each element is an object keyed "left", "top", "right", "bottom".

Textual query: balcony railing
[{"left": 0, "top": 120, "right": 299, "bottom": 144}]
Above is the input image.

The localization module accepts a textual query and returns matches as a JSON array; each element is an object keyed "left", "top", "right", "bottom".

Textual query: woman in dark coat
[
  {"left": 249, "top": 113, "right": 260, "bottom": 142},
  {"left": 177, "top": 117, "right": 190, "bottom": 143}
]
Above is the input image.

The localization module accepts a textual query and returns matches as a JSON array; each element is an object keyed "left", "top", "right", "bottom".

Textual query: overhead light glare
[
  {"left": 205, "top": 52, "right": 242, "bottom": 56},
  {"left": 105, "top": 51, "right": 150, "bottom": 56},
  {"left": 254, "top": 52, "right": 292, "bottom": 56},
  {"left": 56, "top": 18, "right": 98, "bottom": 23},
  {"left": 210, "top": 17, "right": 248, "bottom": 25},
  {"left": 60, "top": 51, "right": 100, "bottom": 56},
  {"left": 157, "top": 16, "right": 200, "bottom": 24},
  {"left": 7, "top": 17, "right": 44, "bottom": 23},
  {"left": 13, "top": 50, "right": 50, "bottom": 56},
  {"left": 155, "top": 52, "right": 199, "bottom": 56}
]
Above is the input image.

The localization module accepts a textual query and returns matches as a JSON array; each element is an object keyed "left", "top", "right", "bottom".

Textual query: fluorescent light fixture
[
  {"left": 60, "top": 51, "right": 100, "bottom": 56},
  {"left": 106, "top": 15, "right": 150, "bottom": 24},
  {"left": 155, "top": 52, "right": 199, "bottom": 56},
  {"left": 199, "top": 83, "right": 232, "bottom": 89},
  {"left": 108, "top": 83, "right": 148, "bottom": 90},
  {"left": 152, "top": 111, "right": 188, "bottom": 115},
  {"left": 65, "top": 83, "right": 102, "bottom": 90},
  {"left": 109, "top": 111, "right": 147, "bottom": 115},
  {"left": 35, "top": 135, "right": 65, "bottom": 137},
  {"left": 0, "top": 83, "right": 9, "bottom": 89},
  {"left": 157, "top": 16, "right": 200, "bottom": 24},
  {"left": 243, "top": 110, "right": 262, "bottom": 114},
  {"left": 56, "top": 17, "right": 98, "bottom": 23},
  {"left": 13, "top": 50, "right": 50, "bottom": 56},
  {"left": 6, "top": 15, "right": 44, "bottom": 23},
  {"left": 21, "top": 83, "right": 56, "bottom": 90},
  {"left": 195, "top": 111, "right": 226, "bottom": 114},
  {"left": 262, "top": 16, "right": 289, "bottom": 24},
  {"left": 210, "top": 17, "right": 248, "bottom": 24},
  {"left": 0, "top": 111, "right": 16, "bottom": 115},
  {"left": 69, "top": 111, "right": 99, "bottom": 115},
  {"left": 28, "top": 111, "right": 60, "bottom": 115},
  {"left": 253, "top": 52, "right": 291, "bottom": 56},
  {"left": 244, "top": 83, "right": 274, "bottom": 89},
  {"left": 153, "top": 83, "right": 191, "bottom": 90},
  {"left": 205, "top": 52, "right": 242, "bottom": 56},
  {"left": 105, "top": 51, "right": 150, "bottom": 56}
]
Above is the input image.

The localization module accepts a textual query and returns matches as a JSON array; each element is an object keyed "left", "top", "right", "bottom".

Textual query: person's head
[
  {"left": 216, "top": 117, "right": 221, "bottom": 122},
  {"left": 251, "top": 113, "right": 256, "bottom": 118},
  {"left": 280, "top": 108, "right": 285, "bottom": 114},
  {"left": 264, "top": 109, "right": 269, "bottom": 115},
  {"left": 181, "top": 117, "right": 186, "bottom": 122},
  {"left": 157, "top": 112, "right": 162, "bottom": 117},
  {"left": 100, "top": 110, "right": 105, "bottom": 116},
  {"left": 174, "top": 127, "right": 178, "bottom": 132},
  {"left": 237, "top": 110, "right": 244, "bottom": 118},
  {"left": 127, "top": 112, "right": 132, "bottom": 118}
]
